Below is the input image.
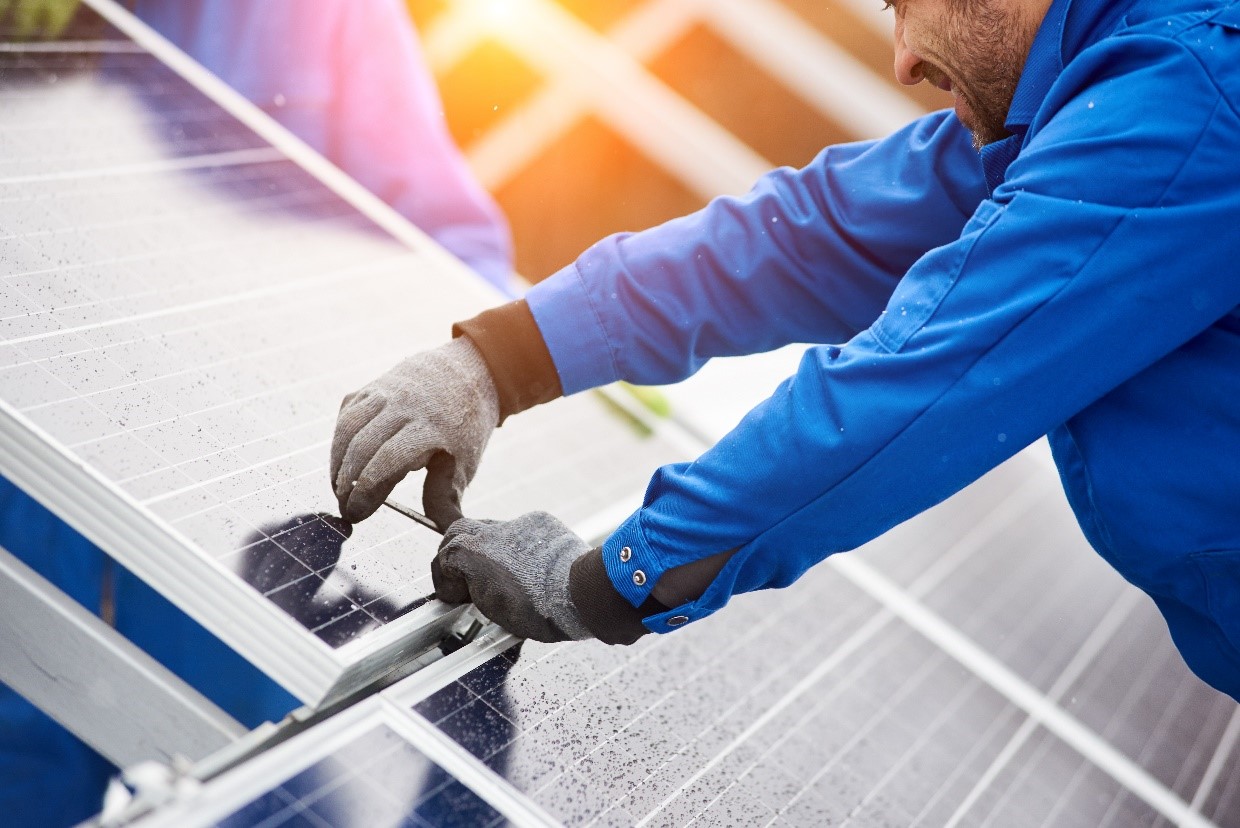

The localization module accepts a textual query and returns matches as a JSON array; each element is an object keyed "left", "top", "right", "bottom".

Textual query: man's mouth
[{"left": 922, "top": 63, "right": 954, "bottom": 95}]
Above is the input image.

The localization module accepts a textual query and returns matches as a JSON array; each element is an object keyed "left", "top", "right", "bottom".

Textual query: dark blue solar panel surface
[{"left": 214, "top": 724, "right": 508, "bottom": 828}]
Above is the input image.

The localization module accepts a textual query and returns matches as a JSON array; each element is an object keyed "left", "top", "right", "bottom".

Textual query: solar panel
[
  {"left": 0, "top": 0, "right": 687, "bottom": 705},
  {"left": 5, "top": 4, "right": 1237, "bottom": 826},
  {"left": 388, "top": 449, "right": 1237, "bottom": 827},
  {"left": 124, "top": 443, "right": 1236, "bottom": 827}
]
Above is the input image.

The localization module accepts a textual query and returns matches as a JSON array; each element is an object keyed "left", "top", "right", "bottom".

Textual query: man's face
[{"left": 889, "top": 0, "right": 1049, "bottom": 148}]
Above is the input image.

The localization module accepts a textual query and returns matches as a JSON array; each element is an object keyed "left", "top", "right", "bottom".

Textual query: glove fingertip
[
  {"left": 423, "top": 452, "right": 463, "bottom": 532},
  {"left": 431, "top": 554, "right": 471, "bottom": 604},
  {"left": 340, "top": 489, "right": 380, "bottom": 524}
]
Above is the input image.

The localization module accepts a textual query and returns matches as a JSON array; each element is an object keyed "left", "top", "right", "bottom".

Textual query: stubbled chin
[{"left": 952, "top": 96, "right": 986, "bottom": 150}]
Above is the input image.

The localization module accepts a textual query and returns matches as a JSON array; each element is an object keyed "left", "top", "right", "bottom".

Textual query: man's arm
[
  {"left": 444, "top": 31, "right": 1240, "bottom": 644},
  {"left": 587, "top": 33, "right": 1240, "bottom": 634},
  {"left": 457, "top": 110, "right": 985, "bottom": 408},
  {"left": 443, "top": 110, "right": 988, "bottom": 639},
  {"left": 523, "top": 110, "right": 986, "bottom": 394}
]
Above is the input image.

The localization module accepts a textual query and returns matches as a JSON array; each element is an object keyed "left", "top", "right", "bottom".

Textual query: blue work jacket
[{"left": 526, "top": 0, "right": 1240, "bottom": 699}]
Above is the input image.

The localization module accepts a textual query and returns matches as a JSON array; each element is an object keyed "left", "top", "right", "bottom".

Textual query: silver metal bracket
[{"left": 0, "top": 545, "right": 246, "bottom": 770}]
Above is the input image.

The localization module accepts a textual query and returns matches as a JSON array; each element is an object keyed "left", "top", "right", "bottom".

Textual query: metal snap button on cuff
[
  {"left": 619, "top": 546, "right": 632, "bottom": 562},
  {"left": 632, "top": 570, "right": 647, "bottom": 586},
  {"left": 667, "top": 615, "right": 689, "bottom": 627}
]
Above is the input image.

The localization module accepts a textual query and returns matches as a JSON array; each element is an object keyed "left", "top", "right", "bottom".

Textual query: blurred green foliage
[{"left": 0, "top": 0, "right": 80, "bottom": 40}]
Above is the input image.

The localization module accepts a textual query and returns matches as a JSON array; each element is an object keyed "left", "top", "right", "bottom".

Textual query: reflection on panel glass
[
  {"left": 0, "top": 50, "right": 270, "bottom": 181},
  {"left": 0, "top": 6, "right": 684, "bottom": 648},
  {"left": 229, "top": 513, "right": 434, "bottom": 647},
  {"left": 215, "top": 724, "right": 509, "bottom": 828}
]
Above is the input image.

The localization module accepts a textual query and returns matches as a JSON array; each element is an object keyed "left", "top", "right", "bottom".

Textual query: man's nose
[{"left": 893, "top": 18, "right": 924, "bottom": 86}]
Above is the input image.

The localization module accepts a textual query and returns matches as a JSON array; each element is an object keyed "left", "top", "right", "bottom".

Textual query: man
[
  {"left": 333, "top": 0, "right": 1240, "bottom": 702},
  {"left": 0, "top": 2, "right": 514, "bottom": 825}
]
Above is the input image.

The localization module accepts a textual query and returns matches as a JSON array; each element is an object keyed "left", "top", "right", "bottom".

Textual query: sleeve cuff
[
  {"left": 453, "top": 299, "right": 563, "bottom": 422},
  {"left": 525, "top": 259, "right": 621, "bottom": 395},
  {"left": 568, "top": 547, "right": 667, "bottom": 645}
]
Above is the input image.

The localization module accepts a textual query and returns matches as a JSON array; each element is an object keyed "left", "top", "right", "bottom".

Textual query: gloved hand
[
  {"left": 0, "top": 0, "right": 79, "bottom": 39},
  {"left": 330, "top": 337, "right": 499, "bottom": 526},
  {"left": 433, "top": 512, "right": 593, "bottom": 643}
]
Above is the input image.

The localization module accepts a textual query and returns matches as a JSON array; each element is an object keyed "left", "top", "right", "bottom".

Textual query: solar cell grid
[
  {"left": 1199, "top": 735, "right": 1240, "bottom": 825},
  {"left": 879, "top": 472, "right": 1240, "bottom": 814},
  {"left": 394, "top": 454, "right": 1237, "bottom": 827},
  {"left": 914, "top": 495, "right": 1131, "bottom": 692},
  {"left": 409, "top": 587, "right": 1171, "bottom": 825},
  {"left": 956, "top": 727, "right": 1173, "bottom": 828},
  {"left": 1058, "top": 600, "right": 1240, "bottom": 813},
  {"left": 0, "top": 3, "right": 684, "bottom": 699}
]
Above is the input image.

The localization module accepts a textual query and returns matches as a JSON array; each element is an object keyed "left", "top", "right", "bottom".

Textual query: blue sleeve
[
  {"left": 601, "top": 33, "right": 1240, "bottom": 629},
  {"left": 526, "top": 111, "right": 987, "bottom": 393}
]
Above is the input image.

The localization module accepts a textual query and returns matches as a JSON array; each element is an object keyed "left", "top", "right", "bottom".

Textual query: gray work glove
[
  {"left": 330, "top": 337, "right": 499, "bottom": 526},
  {"left": 433, "top": 512, "right": 593, "bottom": 643}
]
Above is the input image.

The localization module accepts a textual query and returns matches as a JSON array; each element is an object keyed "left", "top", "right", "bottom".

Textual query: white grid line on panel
[
  {"left": 378, "top": 699, "right": 566, "bottom": 827},
  {"left": 139, "top": 437, "right": 328, "bottom": 508},
  {"left": 1192, "top": 707, "right": 1240, "bottom": 812},
  {"left": 636, "top": 471, "right": 1053, "bottom": 824},
  {"left": 829, "top": 553, "right": 1217, "bottom": 828},
  {"left": 774, "top": 643, "right": 969, "bottom": 824},
  {"left": 1123, "top": 671, "right": 1234, "bottom": 823},
  {"left": 1018, "top": 617, "right": 1230, "bottom": 828},
  {"left": 942, "top": 588, "right": 1145, "bottom": 827},
  {"left": 683, "top": 613, "right": 935, "bottom": 825},
  {"left": 2, "top": 255, "right": 404, "bottom": 347},
  {"left": 0, "top": 147, "right": 285, "bottom": 187}
]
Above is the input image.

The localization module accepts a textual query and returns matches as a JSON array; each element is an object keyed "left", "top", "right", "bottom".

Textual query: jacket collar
[{"left": 977, "top": 0, "right": 1137, "bottom": 192}]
